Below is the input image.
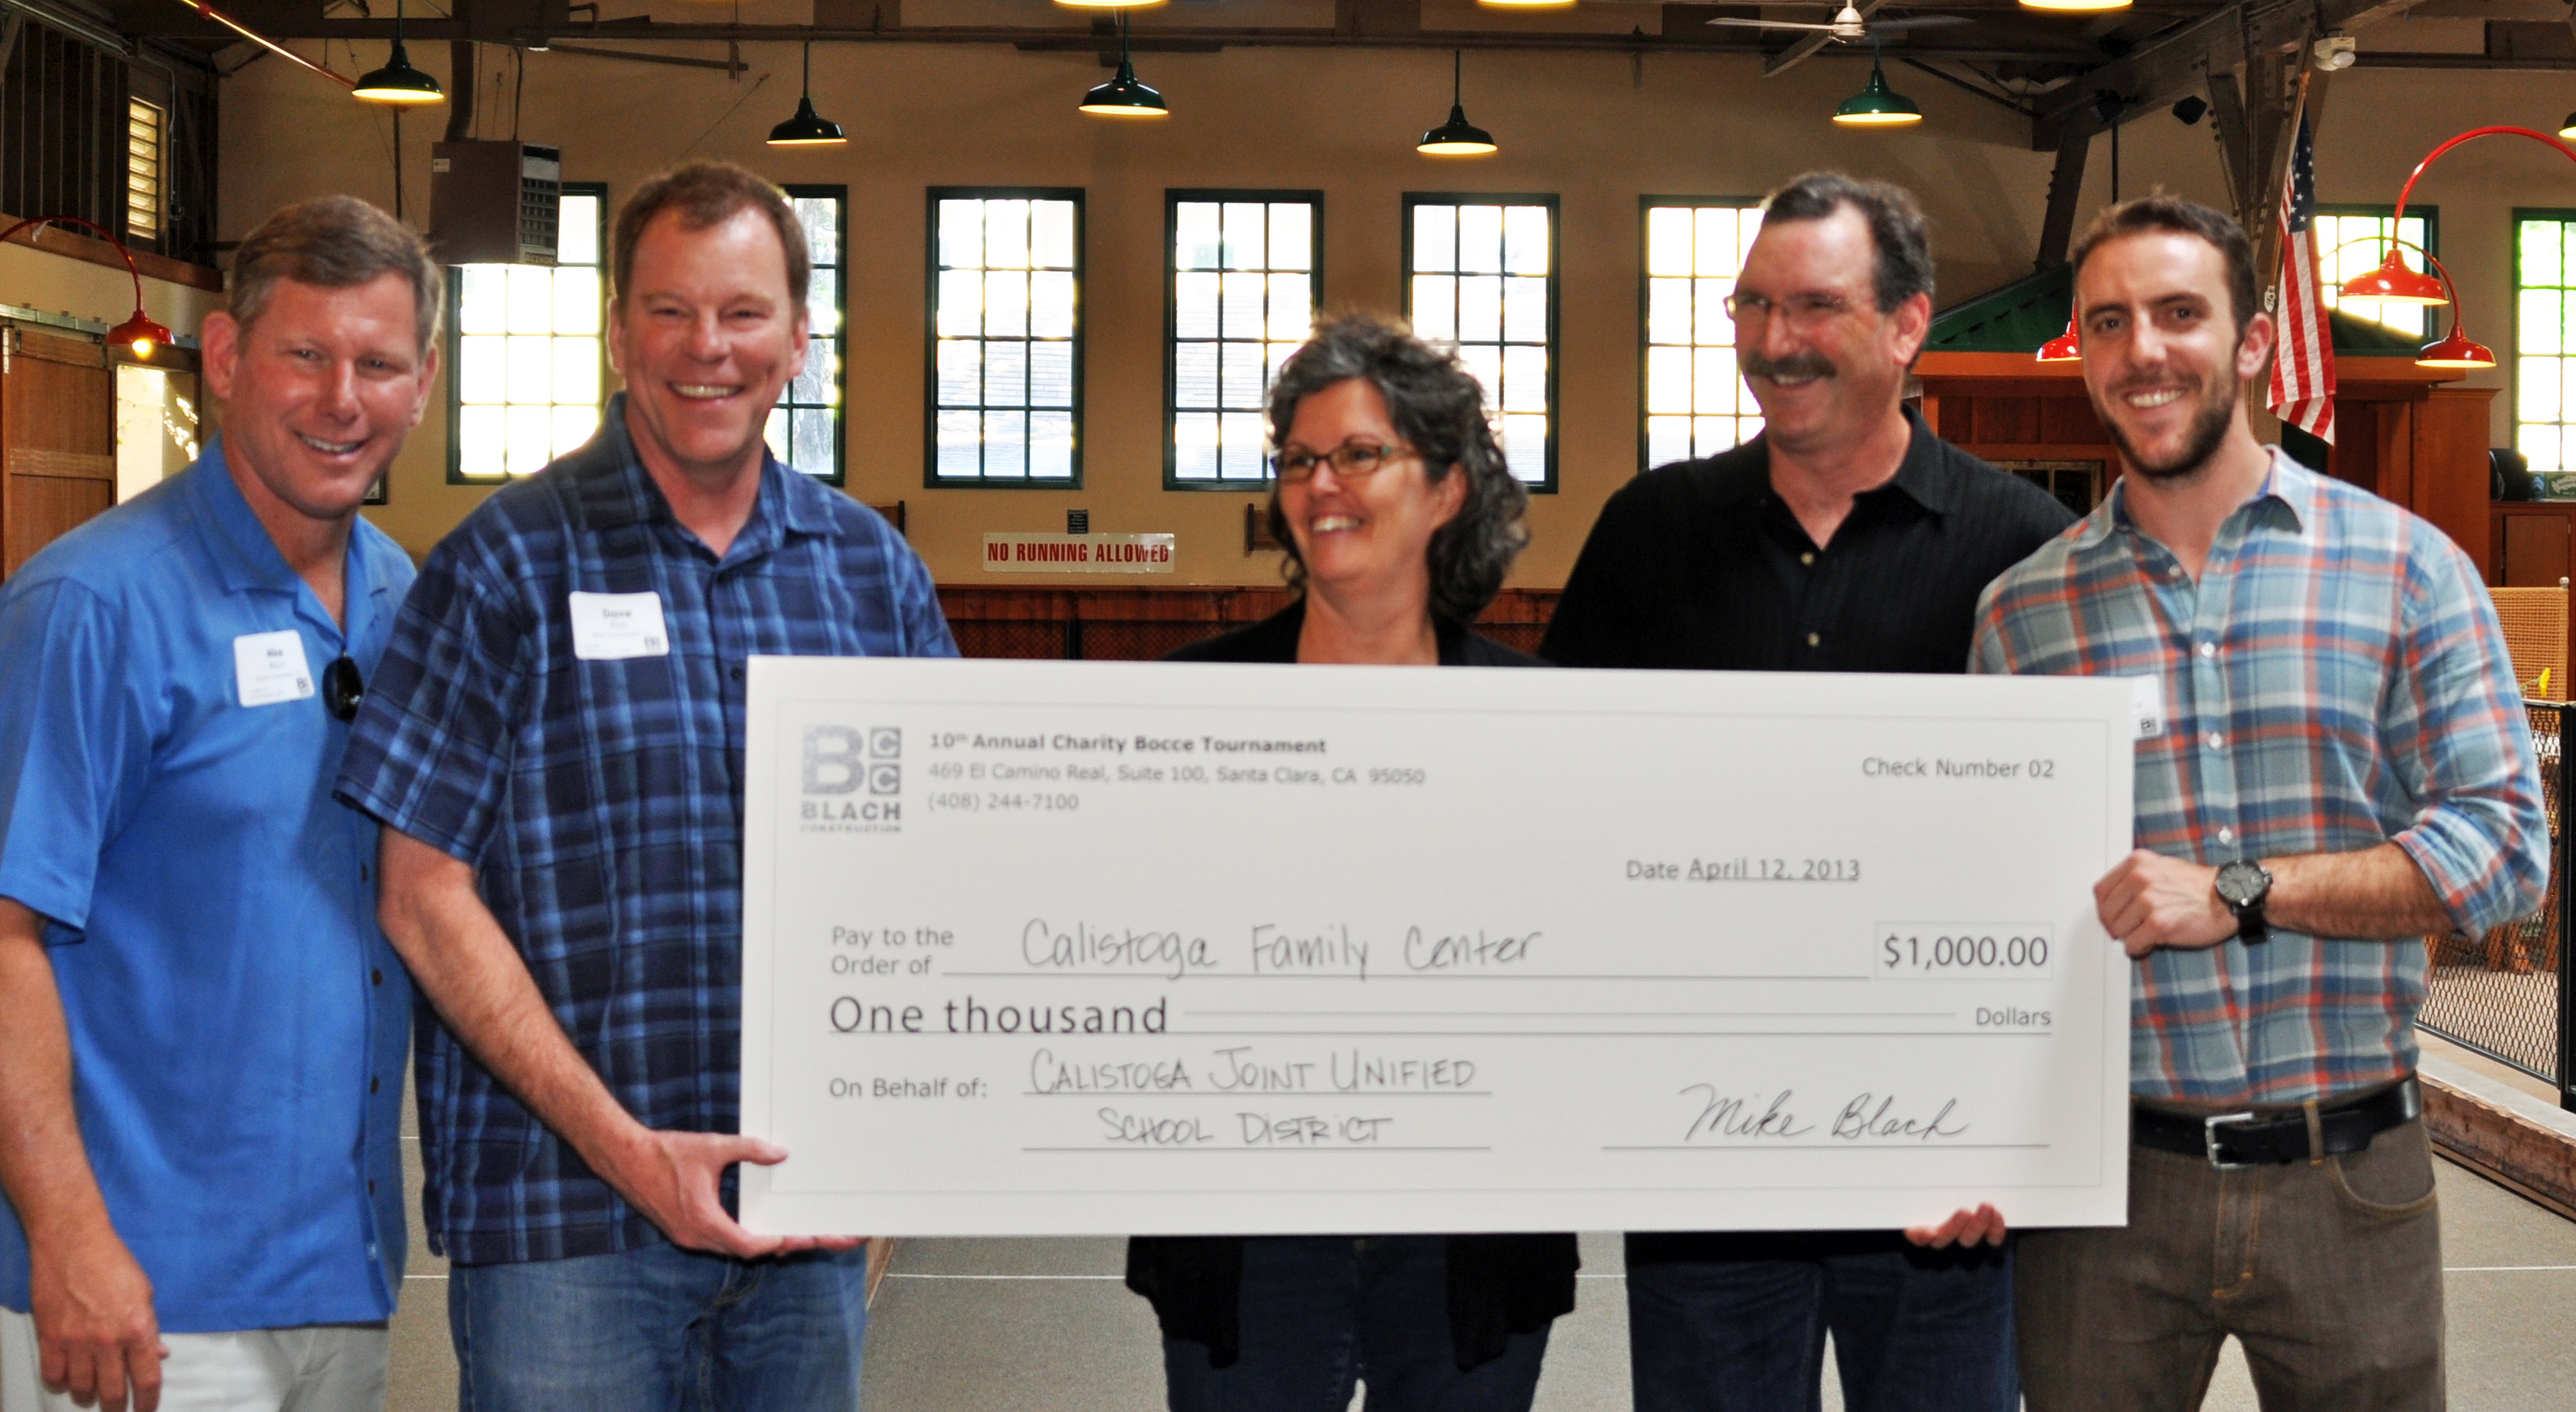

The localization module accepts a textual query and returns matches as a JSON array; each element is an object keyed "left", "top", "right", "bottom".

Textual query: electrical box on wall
[{"left": 430, "top": 142, "right": 563, "bottom": 265}]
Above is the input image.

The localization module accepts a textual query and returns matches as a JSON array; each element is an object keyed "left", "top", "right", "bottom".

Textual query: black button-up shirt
[
  {"left": 1543, "top": 407, "right": 2077, "bottom": 1267},
  {"left": 1542, "top": 407, "right": 2076, "bottom": 674}
]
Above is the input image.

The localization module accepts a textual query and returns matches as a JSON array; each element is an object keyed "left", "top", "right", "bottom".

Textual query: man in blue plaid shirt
[{"left": 337, "top": 161, "right": 954, "bottom": 1410}]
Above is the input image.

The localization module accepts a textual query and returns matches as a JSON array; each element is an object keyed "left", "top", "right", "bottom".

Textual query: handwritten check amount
[{"left": 739, "top": 658, "right": 2137, "bottom": 1237}]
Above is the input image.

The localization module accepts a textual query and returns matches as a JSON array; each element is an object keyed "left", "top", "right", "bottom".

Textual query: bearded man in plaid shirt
[{"left": 1973, "top": 193, "right": 2547, "bottom": 1410}]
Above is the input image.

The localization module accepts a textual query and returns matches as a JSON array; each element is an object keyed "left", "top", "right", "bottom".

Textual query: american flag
[{"left": 2267, "top": 114, "right": 2335, "bottom": 443}]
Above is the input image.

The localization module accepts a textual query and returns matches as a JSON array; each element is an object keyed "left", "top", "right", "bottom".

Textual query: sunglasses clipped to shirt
[{"left": 324, "top": 655, "right": 364, "bottom": 723}]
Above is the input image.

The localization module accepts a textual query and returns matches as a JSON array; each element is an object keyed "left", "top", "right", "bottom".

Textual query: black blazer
[
  {"left": 1126, "top": 598, "right": 1577, "bottom": 1373},
  {"left": 1168, "top": 599, "right": 1545, "bottom": 669}
]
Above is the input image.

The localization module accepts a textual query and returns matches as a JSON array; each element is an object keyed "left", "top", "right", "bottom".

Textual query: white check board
[{"left": 739, "top": 658, "right": 2134, "bottom": 1237}]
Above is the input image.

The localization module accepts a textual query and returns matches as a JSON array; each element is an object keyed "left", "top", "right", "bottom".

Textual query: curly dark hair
[{"left": 1263, "top": 312, "right": 1530, "bottom": 626}]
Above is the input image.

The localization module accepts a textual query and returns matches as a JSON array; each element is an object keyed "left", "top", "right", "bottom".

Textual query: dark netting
[
  {"left": 1474, "top": 622, "right": 1546, "bottom": 656},
  {"left": 950, "top": 621, "right": 1071, "bottom": 660},
  {"left": 1078, "top": 621, "right": 1225, "bottom": 661},
  {"left": 2419, "top": 703, "right": 2565, "bottom": 1082}
]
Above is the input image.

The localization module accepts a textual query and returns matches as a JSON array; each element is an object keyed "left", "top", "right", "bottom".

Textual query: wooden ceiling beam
[{"left": 2027, "top": 0, "right": 2423, "bottom": 151}]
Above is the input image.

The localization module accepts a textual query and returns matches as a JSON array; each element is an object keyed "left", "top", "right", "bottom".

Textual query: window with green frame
[
  {"left": 927, "top": 187, "right": 1083, "bottom": 485},
  {"left": 2314, "top": 205, "right": 2437, "bottom": 339},
  {"left": 1641, "top": 197, "right": 1762, "bottom": 470},
  {"left": 450, "top": 183, "right": 607, "bottom": 481},
  {"left": 2516, "top": 210, "right": 2576, "bottom": 474},
  {"left": 765, "top": 185, "right": 846, "bottom": 483}
]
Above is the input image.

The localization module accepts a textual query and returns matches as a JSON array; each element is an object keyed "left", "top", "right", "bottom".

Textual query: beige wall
[
  {"left": 0, "top": 241, "right": 221, "bottom": 354},
  {"left": 217, "top": 28, "right": 2574, "bottom": 582}
]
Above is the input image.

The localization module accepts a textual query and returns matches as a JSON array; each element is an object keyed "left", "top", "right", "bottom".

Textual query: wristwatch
[{"left": 2213, "top": 859, "right": 2273, "bottom": 944}]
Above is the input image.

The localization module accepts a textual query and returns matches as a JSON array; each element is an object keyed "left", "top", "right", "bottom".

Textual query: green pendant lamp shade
[
  {"left": 768, "top": 44, "right": 848, "bottom": 145},
  {"left": 1832, "top": 60, "right": 1921, "bottom": 127},
  {"left": 1417, "top": 51, "right": 1497, "bottom": 155},
  {"left": 1080, "top": 13, "right": 1168, "bottom": 117},
  {"left": 353, "top": 0, "right": 444, "bottom": 105}
]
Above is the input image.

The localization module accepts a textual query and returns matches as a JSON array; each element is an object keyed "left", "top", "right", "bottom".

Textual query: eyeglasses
[
  {"left": 323, "top": 655, "right": 364, "bottom": 723},
  {"left": 1722, "top": 290, "right": 1858, "bottom": 328},
  {"left": 1271, "top": 441, "right": 1419, "bottom": 484}
]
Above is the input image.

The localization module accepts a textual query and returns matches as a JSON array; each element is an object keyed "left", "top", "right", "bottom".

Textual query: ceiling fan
[{"left": 1706, "top": 4, "right": 1973, "bottom": 42}]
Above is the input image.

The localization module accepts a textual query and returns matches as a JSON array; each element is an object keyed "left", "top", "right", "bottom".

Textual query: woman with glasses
[{"left": 1125, "top": 312, "right": 1576, "bottom": 1411}]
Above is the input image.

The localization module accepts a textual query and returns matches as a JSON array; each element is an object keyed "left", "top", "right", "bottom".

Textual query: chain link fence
[{"left": 2418, "top": 701, "right": 2572, "bottom": 1106}]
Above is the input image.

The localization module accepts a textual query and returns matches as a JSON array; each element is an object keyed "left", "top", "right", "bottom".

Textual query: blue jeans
[
  {"left": 1161, "top": 1236, "right": 1550, "bottom": 1412},
  {"left": 1625, "top": 1232, "right": 2015, "bottom": 1412},
  {"left": 447, "top": 1240, "right": 870, "bottom": 1412}
]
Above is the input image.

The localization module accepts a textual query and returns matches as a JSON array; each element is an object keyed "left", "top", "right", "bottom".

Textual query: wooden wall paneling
[
  {"left": 2036, "top": 396, "right": 2108, "bottom": 446},
  {"left": 1980, "top": 397, "right": 2040, "bottom": 446},
  {"left": 2349, "top": 399, "right": 2407, "bottom": 507},
  {"left": 1, "top": 324, "right": 115, "bottom": 578},
  {"left": 2502, "top": 512, "right": 2574, "bottom": 589},
  {"left": 2413, "top": 387, "right": 2500, "bottom": 577}
]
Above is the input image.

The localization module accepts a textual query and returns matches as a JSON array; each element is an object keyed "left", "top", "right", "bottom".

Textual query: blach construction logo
[{"left": 800, "top": 725, "right": 902, "bottom": 833}]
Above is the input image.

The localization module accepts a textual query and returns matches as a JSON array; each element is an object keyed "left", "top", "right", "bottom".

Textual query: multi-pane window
[
  {"left": 1642, "top": 199, "right": 1762, "bottom": 470},
  {"left": 451, "top": 185, "right": 606, "bottom": 481},
  {"left": 2515, "top": 212, "right": 2576, "bottom": 475},
  {"left": 2315, "top": 207, "right": 2435, "bottom": 338},
  {"left": 1403, "top": 195, "right": 1557, "bottom": 489},
  {"left": 1167, "top": 192, "right": 1320, "bottom": 487},
  {"left": 764, "top": 185, "right": 846, "bottom": 483},
  {"left": 929, "top": 188, "right": 1081, "bottom": 484},
  {"left": 124, "top": 100, "right": 163, "bottom": 245}
]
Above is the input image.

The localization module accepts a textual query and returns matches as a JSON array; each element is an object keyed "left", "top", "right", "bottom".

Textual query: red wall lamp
[{"left": 0, "top": 216, "right": 174, "bottom": 357}]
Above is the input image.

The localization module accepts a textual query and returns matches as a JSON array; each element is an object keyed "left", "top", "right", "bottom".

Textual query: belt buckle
[{"left": 2203, "top": 1112, "right": 2261, "bottom": 1169}]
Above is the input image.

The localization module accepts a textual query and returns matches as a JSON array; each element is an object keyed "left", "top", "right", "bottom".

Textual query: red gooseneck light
[
  {"left": 2340, "top": 125, "right": 2576, "bottom": 306},
  {"left": 0, "top": 216, "right": 173, "bottom": 357},
  {"left": 2322, "top": 234, "right": 2495, "bottom": 371}
]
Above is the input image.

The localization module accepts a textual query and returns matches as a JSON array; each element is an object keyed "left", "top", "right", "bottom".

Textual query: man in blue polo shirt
[
  {"left": 337, "top": 161, "right": 952, "bottom": 1410},
  {"left": 0, "top": 197, "right": 436, "bottom": 1412}
]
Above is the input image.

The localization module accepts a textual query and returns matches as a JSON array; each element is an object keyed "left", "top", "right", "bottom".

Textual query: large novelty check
[{"left": 739, "top": 658, "right": 2137, "bottom": 1237}]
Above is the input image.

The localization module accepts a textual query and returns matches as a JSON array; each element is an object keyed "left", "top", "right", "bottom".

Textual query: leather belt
[{"left": 2132, "top": 1077, "right": 2421, "bottom": 1169}]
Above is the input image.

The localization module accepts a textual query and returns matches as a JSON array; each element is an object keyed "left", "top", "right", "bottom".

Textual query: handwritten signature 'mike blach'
[{"left": 1681, "top": 1086, "right": 1970, "bottom": 1144}]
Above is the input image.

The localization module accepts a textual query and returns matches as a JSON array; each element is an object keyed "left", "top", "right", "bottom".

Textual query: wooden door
[{"left": 2, "top": 327, "right": 116, "bottom": 578}]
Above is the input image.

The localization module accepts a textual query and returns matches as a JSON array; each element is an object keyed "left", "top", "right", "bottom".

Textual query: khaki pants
[
  {"left": 1, "top": 1309, "right": 386, "bottom": 1412},
  {"left": 2018, "top": 1116, "right": 2444, "bottom": 1412}
]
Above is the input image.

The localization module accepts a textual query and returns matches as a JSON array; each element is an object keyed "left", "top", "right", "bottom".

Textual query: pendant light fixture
[
  {"left": 1079, "top": 12, "right": 1168, "bottom": 118},
  {"left": 2036, "top": 320, "right": 2081, "bottom": 362},
  {"left": 1831, "top": 43, "right": 1921, "bottom": 127},
  {"left": 1417, "top": 51, "right": 1498, "bottom": 156},
  {"left": 768, "top": 42, "right": 848, "bottom": 146},
  {"left": 353, "top": 0, "right": 445, "bottom": 105},
  {"left": 2017, "top": 0, "right": 2130, "bottom": 12}
]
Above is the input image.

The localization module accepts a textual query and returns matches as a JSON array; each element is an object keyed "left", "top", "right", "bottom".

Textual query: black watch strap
[{"left": 2234, "top": 899, "right": 2268, "bottom": 944}]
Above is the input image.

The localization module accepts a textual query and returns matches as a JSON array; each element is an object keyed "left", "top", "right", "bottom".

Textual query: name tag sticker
[
  {"left": 2130, "top": 674, "right": 2166, "bottom": 740},
  {"left": 233, "top": 630, "right": 315, "bottom": 708},
  {"left": 569, "top": 591, "right": 671, "bottom": 660}
]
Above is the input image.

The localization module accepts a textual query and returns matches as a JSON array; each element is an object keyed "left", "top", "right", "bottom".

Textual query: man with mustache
[
  {"left": 1543, "top": 173, "right": 2072, "bottom": 1411},
  {"left": 1973, "top": 197, "right": 2544, "bottom": 1409}
]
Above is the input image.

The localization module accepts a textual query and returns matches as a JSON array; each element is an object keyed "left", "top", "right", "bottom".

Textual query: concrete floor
[
  {"left": 352, "top": 1154, "right": 2576, "bottom": 1412},
  {"left": 12, "top": 1094, "right": 2572, "bottom": 1410}
]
